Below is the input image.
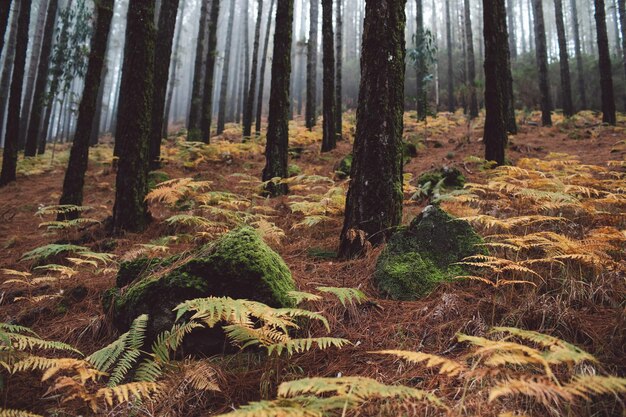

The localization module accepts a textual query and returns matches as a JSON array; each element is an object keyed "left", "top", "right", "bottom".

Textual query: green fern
[
  {"left": 267, "top": 337, "right": 351, "bottom": 356},
  {"left": 316, "top": 286, "right": 368, "bottom": 307},
  {"left": 286, "top": 290, "right": 322, "bottom": 305},
  {"left": 21, "top": 244, "right": 88, "bottom": 261}
]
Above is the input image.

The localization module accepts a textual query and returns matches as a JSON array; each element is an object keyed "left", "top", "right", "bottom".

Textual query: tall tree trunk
[
  {"left": 483, "top": 0, "right": 510, "bottom": 166},
  {"left": 227, "top": 29, "right": 241, "bottom": 123},
  {"left": 149, "top": 0, "right": 180, "bottom": 170},
  {"left": 554, "top": 0, "right": 574, "bottom": 116},
  {"left": 217, "top": 0, "right": 236, "bottom": 134},
  {"left": 415, "top": 0, "right": 427, "bottom": 120},
  {"left": 90, "top": 60, "right": 108, "bottom": 146},
  {"left": 594, "top": 0, "right": 616, "bottom": 124},
  {"left": 571, "top": 0, "right": 587, "bottom": 109},
  {"left": 617, "top": 0, "right": 626, "bottom": 108},
  {"left": 445, "top": 0, "right": 455, "bottom": 112},
  {"left": 24, "top": 0, "right": 58, "bottom": 156},
  {"left": 59, "top": 0, "right": 114, "bottom": 214},
  {"left": 613, "top": 0, "right": 622, "bottom": 56},
  {"left": 0, "top": 2, "right": 19, "bottom": 148},
  {"left": 0, "top": 0, "right": 11, "bottom": 59},
  {"left": 262, "top": 0, "right": 293, "bottom": 197},
  {"left": 255, "top": 0, "right": 275, "bottom": 135},
  {"left": 338, "top": 0, "right": 406, "bottom": 259},
  {"left": 18, "top": 0, "right": 48, "bottom": 151},
  {"left": 0, "top": 0, "right": 30, "bottom": 186},
  {"left": 321, "top": 0, "right": 335, "bottom": 152},
  {"left": 163, "top": 0, "right": 186, "bottom": 137},
  {"left": 112, "top": 0, "right": 156, "bottom": 233},
  {"left": 506, "top": 0, "right": 517, "bottom": 58},
  {"left": 187, "top": 0, "right": 209, "bottom": 141},
  {"left": 464, "top": 0, "right": 478, "bottom": 118},
  {"left": 241, "top": 0, "right": 249, "bottom": 125},
  {"left": 335, "top": 0, "right": 342, "bottom": 139},
  {"left": 243, "top": 0, "right": 262, "bottom": 138},
  {"left": 200, "top": 0, "right": 220, "bottom": 142},
  {"left": 532, "top": 0, "right": 553, "bottom": 126},
  {"left": 305, "top": 0, "right": 318, "bottom": 130}
]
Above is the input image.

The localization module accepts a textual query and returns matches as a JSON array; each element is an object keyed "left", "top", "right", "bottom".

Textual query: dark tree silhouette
[
  {"left": 305, "top": 0, "right": 318, "bottom": 130},
  {"left": 464, "top": 0, "right": 478, "bottom": 119},
  {"left": 554, "top": 0, "right": 573, "bottom": 117},
  {"left": 483, "top": 0, "right": 510, "bottom": 166},
  {"left": 594, "top": 0, "right": 616, "bottom": 125},
  {"left": 243, "top": 0, "right": 262, "bottom": 138},
  {"left": 415, "top": 0, "right": 428, "bottom": 120},
  {"left": 255, "top": 0, "right": 275, "bottom": 135},
  {"left": 0, "top": 0, "right": 11, "bottom": 58},
  {"left": 570, "top": 0, "right": 587, "bottom": 110},
  {"left": 187, "top": 0, "right": 209, "bottom": 141},
  {"left": 59, "top": 0, "right": 114, "bottom": 214},
  {"left": 0, "top": 0, "right": 31, "bottom": 187},
  {"left": 321, "top": 0, "right": 336, "bottom": 152},
  {"left": 0, "top": 3, "right": 19, "bottom": 153},
  {"left": 200, "top": 0, "right": 221, "bottom": 143},
  {"left": 111, "top": 0, "right": 156, "bottom": 233},
  {"left": 149, "top": 0, "right": 181, "bottom": 169},
  {"left": 335, "top": 0, "right": 342, "bottom": 140},
  {"left": 619, "top": 0, "right": 626, "bottom": 108},
  {"left": 531, "top": 0, "right": 552, "bottom": 126},
  {"left": 445, "top": 0, "right": 455, "bottom": 112},
  {"left": 262, "top": 0, "right": 293, "bottom": 197},
  {"left": 339, "top": 0, "right": 406, "bottom": 259},
  {"left": 217, "top": 0, "right": 236, "bottom": 134}
]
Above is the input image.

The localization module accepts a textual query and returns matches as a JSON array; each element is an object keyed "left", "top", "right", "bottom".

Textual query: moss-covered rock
[
  {"left": 105, "top": 227, "right": 296, "bottom": 352},
  {"left": 374, "top": 205, "right": 485, "bottom": 300},
  {"left": 336, "top": 154, "right": 353, "bottom": 179}
]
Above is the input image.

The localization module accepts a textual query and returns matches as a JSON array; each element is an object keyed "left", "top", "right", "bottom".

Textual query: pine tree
[
  {"left": 570, "top": 0, "right": 587, "bottom": 109},
  {"left": 618, "top": 0, "right": 626, "bottom": 108},
  {"left": 111, "top": 0, "right": 156, "bottom": 233},
  {"left": 531, "top": 0, "right": 552, "bottom": 126},
  {"left": 149, "top": 0, "right": 180, "bottom": 169},
  {"left": 0, "top": 0, "right": 31, "bottom": 187},
  {"left": 483, "top": 0, "right": 510, "bottom": 166},
  {"left": 594, "top": 0, "right": 616, "bottom": 125},
  {"left": 262, "top": 0, "right": 293, "bottom": 197},
  {"left": 305, "top": 0, "right": 319, "bottom": 130},
  {"left": 0, "top": 0, "right": 11, "bottom": 58},
  {"left": 187, "top": 0, "right": 209, "bottom": 141},
  {"left": 321, "top": 0, "right": 335, "bottom": 152},
  {"left": 217, "top": 0, "right": 236, "bottom": 134},
  {"left": 415, "top": 0, "right": 428, "bottom": 120},
  {"left": 200, "top": 0, "right": 221, "bottom": 143},
  {"left": 255, "top": 0, "right": 275, "bottom": 135},
  {"left": 59, "top": 0, "right": 114, "bottom": 214},
  {"left": 445, "top": 0, "right": 455, "bottom": 112},
  {"left": 338, "top": 0, "right": 406, "bottom": 259},
  {"left": 0, "top": 2, "right": 19, "bottom": 149},
  {"left": 243, "top": 0, "right": 262, "bottom": 138},
  {"left": 464, "top": 0, "right": 478, "bottom": 119},
  {"left": 554, "top": 0, "right": 574, "bottom": 117},
  {"left": 335, "top": 0, "right": 342, "bottom": 140}
]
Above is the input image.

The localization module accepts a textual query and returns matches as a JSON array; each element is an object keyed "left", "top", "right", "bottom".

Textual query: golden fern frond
[
  {"left": 286, "top": 290, "right": 322, "bottom": 304},
  {"left": 181, "top": 360, "right": 221, "bottom": 392},
  {"left": 223, "top": 323, "right": 289, "bottom": 348},
  {"left": 1, "top": 269, "right": 32, "bottom": 278},
  {"left": 316, "top": 286, "right": 368, "bottom": 307},
  {"left": 0, "top": 408, "right": 45, "bottom": 417},
  {"left": 489, "top": 377, "right": 574, "bottom": 406},
  {"left": 11, "top": 356, "right": 85, "bottom": 374},
  {"left": 251, "top": 219, "right": 285, "bottom": 245},
  {"left": 96, "top": 381, "right": 161, "bottom": 410},
  {"left": 564, "top": 375, "right": 626, "bottom": 398},
  {"left": 373, "top": 350, "right": 465, "bottom": 376},
  {"left": 267, "top": 338, "right": 351, "bottom": 356},
  {"left": 217, "top": 396, "right": 350, "bottom": 417}
]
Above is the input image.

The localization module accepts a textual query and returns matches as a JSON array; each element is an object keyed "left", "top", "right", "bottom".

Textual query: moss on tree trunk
[{"left": 338, "top": 0, "right": 406, "bottom": 259}]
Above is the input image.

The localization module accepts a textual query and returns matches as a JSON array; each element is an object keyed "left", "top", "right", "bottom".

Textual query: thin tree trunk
[
  {"left": 532, "top": 0, "right": 553, "bottom": 126},
  {"left": 507, "top": 0, "right": 517, "bottom": 58},
  {"left": 0, "top": 2, "right": 19, "bottom": 148},
  {"left": 149, "top": 0, "right": 180, "bottom": 170},
  {"left": 89, "top": 61, "right": 108, "bottom": 146},
  {"left": 554, "top": 0, "right": 574, "bottom": 116},
  {"left": 112, "top": 0, "right": 156, "bottom": 233},
  {"left": 339, "top": 0, "right": 406, "bottom": 259},
  {"left": 415, "top": 0, "right": 427, "bottom": 120},
  {"left": 305, "top": 0, "right": 318, "bottom": 129},
  {"left": 445, "top": 0, "right": 455, "bottom": 112},
  {"left": 321, "top": 0, "right": 335, "bottom": 152},
  {"left": 58, "top": 0, "right": 113, "bottom": 213},
  {"left": 617, "top": 0, "right": 626, "bottom": 108},
  {"left": 335, "top": 0, "right": 342, "bottom": 139},
  {"left": 594, "top": 0, "right": 616, "bottom": 124},
  {"left": 571, "top": 0, "right": 587, "bottom": 109},
  {"left": 217, "top": 0, "right": 236, "bottom": 134},
  {"left": 0, "top": 0, "right": 31, "bottom": 186},
  {"left": 255, "top": 0, "right": 275, "bottom": 135},
  {"left": 262, "top": 0, "right": 293, "bottom": 197},
  {"left": 464, "top": 0, "right": 478, "bottom": 118},
  {"left": 199, "top": 0, "right": 220, "bottom": 142},
  {"left": 483, "top": 0, "right": 510, "bottom": 166},
  {"left": 0, "top": 0, "right": 11, "bottom": 59},
  {"left": 243, "top": 0, "right": 262, "bottom": 138},
  {"left": 187, "top": 0, "right": 209, "bottom": 141}
]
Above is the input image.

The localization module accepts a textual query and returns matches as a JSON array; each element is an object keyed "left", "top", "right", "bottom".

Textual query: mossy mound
[
  {"left": 336, "top": 154, "right": 353, "bottom": 179},
  {"left": 104, "top": 227, "right": 296, "bottom": 352},
  {"left": 417, "top": 166, "right": 466, "bottom": 189},
  {"left": 288, "top": 163, "right": 302, "bottom": 177},
  {"left": 374, "top": 205, "right": 485, "bottom": 300}
]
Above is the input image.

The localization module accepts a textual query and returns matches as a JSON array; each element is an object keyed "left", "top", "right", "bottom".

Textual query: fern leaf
[
  {"left": 267, "top": 338, "right": 351, "bottom": 356},
  {"left": 0, "top": 408, "right": 45, "bottom": 417},
  {"left": 286, "top": 290, "right": 322, "bottom": 304},
  {"left": 565, "top": 375, "right": 626, "bottom": 398},
  {"left": 372, "top": 350, "right": 465, "bottom": 376},
  {"left": 489, "top": 377, "right": 574, "bottom": 406},
  {"left": 316, "top": 287, "right": 368, "bottom": 307}
]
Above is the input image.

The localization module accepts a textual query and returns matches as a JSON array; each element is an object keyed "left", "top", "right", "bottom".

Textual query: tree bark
[
  {"left": 241, "top": 0, "right": 250, "bottom": 126},
  {"left": 0, "top": 0, "right": 30, "bottom": 186},
  {"left": 532, "top": 0, "right": 553, "bottom": 126},
  {"left": 506, "top": 0, "right": 517, "bottom": 58},
  {"left": 0, "top": 0, "right": 11, "bottom": 59},
  {"left": 554, "top": 0, "right": 574, "bottom": 117},
  {"left": 338, "top": 0, "right": 406, "bottom": 259},
  {"left": 464, "top": 0, "right": 478, "bottom": 119},
  {"left": 59, "top": 0, "right": 114, "bottom": 214},
  {"left": 321, "top": 0, "right": 335, "bottom": 152},
  {"left": 483, "top": 0, "right": 510, "bottom": 166},
  {"left": 217, "top": 0, "right": 236, "bottom": 134},
  {"left": 89, "top": 61, "right": 108, "bottom": 146},
  {"left": 149, "top": 0, "right": 180, "bottom": 170},
  {"left": 111, "top": 0, "right": 156, "bottom": 233},
  {"left": 187, "top": 0, "right": 209, "bottom": 141},
  {"left": 255, "top": 0, "right": 275, "bottom": 135},
  {"left": 617, "top": 0, "right": 626, "bottom": 108},
  {"left": 415, "top": 0, "right": 428, "bottom": 120},
  {"left": 262, "top": 0, "right": 293, "bottom": 197},
  {"left": 199, "top": 0, "right": 220, "bottom": 143},
  {"left": 335, "top": 0, "right": 342, "bottom": 139},
  {"left": 570, "top": 0, "right": 587, "bottom": 110},
  {"left": 163, "top": 0, "right": 186, "bottom": 137},
  {"left": 0, "top": 2, "right": 19, "bottom": 148},
  {"left": 305, "top": 0, "right": 318, "bottom": 130},
  {"left": 445, "top": 0, "right": 455, "bottom": 112},
  {"left": 243, "top": 0, "right": 262, "bottom": 138},
  {"left": 594, "top": 0, "right": 616, "bottom": 125}
]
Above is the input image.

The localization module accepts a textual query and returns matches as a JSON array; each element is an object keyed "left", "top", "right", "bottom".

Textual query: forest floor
[{"left": 0, "top": 110, "right": 624, "bottom": 416}]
